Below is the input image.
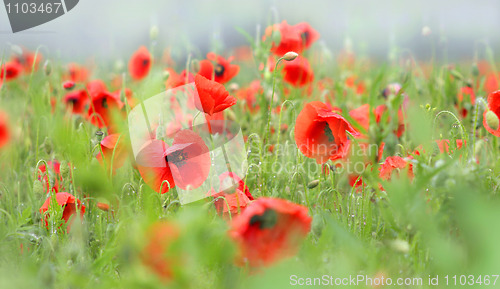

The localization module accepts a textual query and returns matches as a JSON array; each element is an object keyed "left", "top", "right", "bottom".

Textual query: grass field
[{"left": 1, "top": 21, "right": 500, "bottom": 289}]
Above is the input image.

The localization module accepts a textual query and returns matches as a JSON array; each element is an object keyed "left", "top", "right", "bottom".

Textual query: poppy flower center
[
  {"left": 6, "top": 69, "right": 16, "bottom": 77},
  {"left": 142, "top": 58, "right": 150, "bottom": 67},
  {"left": 214, "top": 64, "right": 225, "bottom": 77},
  {"left": 324, "top": 123, "right": 335, "bottom": 143},
  {"left": 101, "top": 97, "right": 108, "bottom": 109},
  {"left": 166, "top": 150, "right": 188, "bottom": 167},
  {"left": 68, "top": 98, "right": 78, "bottom": 105},
  {"left": 301, "top": 31, "right": 310, "bottom": 43},
  {"left": 249, "top": 209, "right": 278, "bottom": 229}
]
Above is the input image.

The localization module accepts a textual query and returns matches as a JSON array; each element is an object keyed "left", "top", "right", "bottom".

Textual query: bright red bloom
[
  {"left": 264, "top": 21, "right": 303, "bottom": 56},
  {"left": 194, "top": 74, "right": 236, "bottom": 116},
  {"left": 64, "top": 89, "right": 89, "bottom": 115},
  {"left": 293, "top": 22, "right": 320, "bottom": 50},
  {"left": 230, "top": 197, "right": 311, "bottom": 267},
  {"left": 0, "top": 62, "right": 22, "bottom": 81},
  {"left": 11, "top": 48, "right": 41, "bottom": 73},
  {"left": 63, "top": 80, "right": 75, "bottom": 90},
  {"left": 198, "top": 52, "right": 240, "bottom": 84},
  {"left": 295, "top": 101, "right": 360, "bottom": 164},
  {"left": 86, "top": 79, "right": 107, "bottom": 98},
  {"left": 165, "top": 69, "right": 195, "bottom": 89},
  {"left": 485, "top": 73, "right": 500, "bottom": 95},
  {"left": 129, "top": 46, "right": 152, "bottom": 80},
  {"left": 97, "top": 134, "right": 128, "bottom": 170},
  {"left": 87, "top": 91, "right": 124, "bottom": 129},
  {"left": 0, "top": 112, "right": 10, "bottom": 149},
  {"left": 141, "top": 222, "right": 181, "bottom": 281},
  {"left": 379, "top": 156, "right": 414, "bottom": 181},
  {"left": 136, "top": 129, "right": 211, "bottom": 194},
  {"left": 237, "top": 80, "right": 262, "bottom": 112},
  {"left": 349, "top": 104, "right": 371, "bottom": 134},
  {"left": 282, "top": 56, "right": 314, "bottom": 87},
  {"left": 65, "top": 63, "right": 89, "bottom": 83},
  {"left": 483, "top": 90, "right": 500, "bottom": 136},
  {"left": 39, "top": 192, "right": 85, "bottom": 230}
]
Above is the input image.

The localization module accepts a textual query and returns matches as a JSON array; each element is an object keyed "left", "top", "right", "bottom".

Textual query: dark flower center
[
  {"left": 166, "top": 150, "right": 188, "bottom": 167},
  {"left": 324, "top": 123, "right": 335, "bottom": 143},
  {"left": 301, "top": 31, "right": 310, "bottom": 43},
  {"left": 101, "top": 97, "right": 108, "bottom": 109},
  {"left": 214, "top": 64, "right": 225, "bottom": 77},
  {"left": 142, "top": 58, "right": 150, "bottom": 67},
  {"left": 249, "top": 209, "right": 278, "bottom": 229},
  {"left": 6, "top": 69, "right": 16, "bottom": 77},
  {"left": 68, "top": 98, "right": 78, "bottom": 105}
]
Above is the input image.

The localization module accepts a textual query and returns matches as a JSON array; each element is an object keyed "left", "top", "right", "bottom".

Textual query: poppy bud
[
  {"left": 60, "top": 161, "right": 70, "bottom": 179},
  {"left": 282, "top": 51, "right": 298, "bottom": 61},
  {"left": 97, "top": 202, "right": 110, "bottom": 211},
  {"left": 449, "top": 70, "right": 463, "bottom": 80},
  {"left": 485, "top": 110, "right": 499, "bottom": 130},
  {"left": 162, "top": 70, "right": 170, "bottom": 81},
  {"left": 150, "top": 25, "right": 159, "bottom": 41},
  {"left": 43, "top": 60, "right": 52, "bottom": 76},
  {"left": 191, "top": 59, "right": 200, "bottom": 74},
  {"left": 422, "top": 26, "right": 431, "bottom": 36},
  {"left": 33, "top": 179, "right": 44, "bottom": 195},
  {"left": 311, "top": 213, "right": 323, "bottom": 237},
  {"left": 225, "top": 109, "right": 236, "bottom": 121},
  {"left": 63, "top": 81, "right": 75, "bottom": 90},
  {"left": 95, "top": 131, "right": 104, "bottom": 142},
  {"left": 307, "top": 179, "right": 319, "bottom": 189},
  {"left": 471, "top": 63, "right": 479, "bottom": 77}
]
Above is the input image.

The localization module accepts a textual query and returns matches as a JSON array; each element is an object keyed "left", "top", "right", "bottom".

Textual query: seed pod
[
  {"left": 307, "top": 179, "right": 319, "bottom": 189},
  {"left": 43, "top": 60, "right": 52, "bottom": 76},
  {"left": 33, "top": 179, "right": 45, "bottom": 195},
  {"left": 485, "top": 110, "right": 499, "bottom": 131},
  {"left": 60, "top": 161, "right": 70, "bottom": 180}
]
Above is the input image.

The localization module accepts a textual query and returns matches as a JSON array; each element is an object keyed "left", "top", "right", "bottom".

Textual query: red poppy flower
[
  {"left": 141, "top": 222, "right": 181, "bottom": 281},
  {"left": 129, "top": 46, "right": 152, "bottom": 80},
  {"left": 264, "top": 21, "right": 303, "bottom": 56},
  {"left": 436, "top": 139, "right": 466, "bottom": 154},
  {"left": 210, "top": 172, "right": 254, "bottom": 218},
  {"left": 97, "top": 134, "right": 128, "bottom": 170},
  {"left": 11, "top": 48, "right": 41, "bottom": 73},
  {"left": 65, "top": 63, "right": 89, "bottom": 83},
  {"left": 136, "top": 129, "right": 210, "bottom": 194},
  {"left": 86, "top": 79, "right": 107, "bottom": 98},
  {"left": 0, "top": 62, "right": 23, "bottom": 81},
  {"left": 63, "top": 80, "right": 75, "bottom": 90},
  {"left": 282, "top": 56, "right": 314, "bottom": 87},
  {"left": 39, "top": 192, "right": 85, "bottom": 230},
  {"left": 293, "top": 22, "right": 320, "bottom": 50},
  {"left": 165, "top": 69, "right": 195, "bottom": 89},
  {"left": 194, "top": 74, "right": 236, "bottom": 116},
  {"left": 349, "top": 104, "right": 371, "bottom": 133},
  {"left": 0, "top": 112, "right": 10, "bottom": 149},
  {"left": 483, "top": 90, "right": 500, "bottom": 136},
  {"left": 96, "top": 202, "right": 110, "bottom": 211},
  {"left": 485, "top": 73, "right": 500, "bottom": 95},
  {"left": 87, "top": 91, "right": 124, "bottom": 129},
  {"left": 236, "top": 80, "right": 262, "bottom": 112},
  {"left": 198, "top": 52, "right": 239, "bottom": 84},
  {"left": 295, "top": 101, "right": 360, "bottom": 164},
  {"left": 229, "top": 197, "right": 311, "bottom": 267},
  {"left": 456, "top": 86, "right": 475, "bottom": 118},
  {"left": 379, "top": 156, "right": 414, "bottom": 181},
  {"left": 64, "top": 89, "right": 89, "bottom": 115}
]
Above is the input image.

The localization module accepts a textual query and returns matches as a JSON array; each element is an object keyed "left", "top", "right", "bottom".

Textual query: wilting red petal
[
  {"left": 39, "top": 192, "right": 85, "bottom": 231},
  {"left": 295, "top": 101, "right": 359, "bottom": 164},
  {"left": 194, "top": 74, "right": 236, "bottom": 115},
  {"left": 129, "top": 46, "right": 152, "bottom": 80},
  {"left": 230, "top": 197, "right": 311, "bottom": 267}
]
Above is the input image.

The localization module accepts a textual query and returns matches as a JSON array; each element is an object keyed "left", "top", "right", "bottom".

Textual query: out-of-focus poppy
[
  {"left": 38, "top": 161, "right": 63, "bottom": 193},
  {"left": 293, "top": 22, "right": 320, "bottom": 50},
  {"left": 485, "top": 73, "right": 500, "bottom": 95},
  {"left": 63, "top": 80, "right": 75, "bottom": 90},
  {"left": 194, "top": 74, "right": 236, "bottom": 116},
  {"left": 112, "top": 88, "right": 137, "bottom": 108},
  {"left": 141, "top": 222, "right": 181, "bottom": 281},
  {"left": 237, "top": 80, "right": 262, "bottom": 112},
  {"left": 379, "top": 156, "right": 414, "bottom": 181},
  {"left": 65, "top": 63, "right": 89, "bottom": 83},
  {"left": 165, "top": 68, "right": 195, "bottom": 89},
  {"left": 136, "top": 129, "right": 211, "bottom": 194},
  {"left": 282, "top": 56, "right": 314, "bottom": 87},
  {"left": 295, "top": 101, "right": 360, "bottom": 164},
  {"left": 87, "top": 91, "right": 124, "bottom": 129},
  {"left": 97, "top": 133, "right": 128, "bottom": 170},
  {"left": 210, "top": 172, "right": 254, "bottom": 218},
  {"left": 96, "top": 202, "right": 110, "bottom": 211},
  {"left": 0, "top": 112, "right": 10, "bottom": 149},
  {"left": 0, "top": 62, "right": 23, "bottom": 81},
  {"left": 345, "top": 76, "right": 366, "bottom": 95},
  {"left": 11, "top": 48, "right": 41, "bottom": 73},
  {"left": 39, "top": 192, "right": 85, "bottom": 230},
  {"left": 435, "top": 139, "right": 466, "bottom": 154},
  {"left": 129, "top": 46, "right": 152, "bottom": 81},
  {"left": 86, "top": 79, "right": 107, "bottom": 98},
  {"left": 198, "top": 52, "right": 239, "bottom": 84},
  {"left": 483, "top": 90, "right": 500, "bottom": 136},
  {"left": 64, "top": 89, "right": 89, "bottom": 115},
  {"left": 229, "top": 197, "right": 311, "bottom": 267},
  {"left": 264, "top": 21, "right": 303, "bottom": 56},
  {"left": 456, "top": 86, "right": 475, "bottom": 118}
]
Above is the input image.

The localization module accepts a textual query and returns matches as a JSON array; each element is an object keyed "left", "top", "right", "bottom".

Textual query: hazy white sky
[{"left": 1, "top": 0, "right": 499, "bottom": 61}]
